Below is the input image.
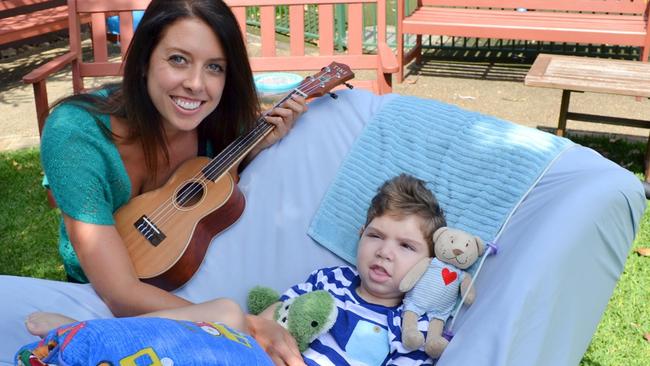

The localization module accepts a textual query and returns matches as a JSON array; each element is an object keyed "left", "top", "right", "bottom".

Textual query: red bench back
[
  {"left": 67, "top": 0, "right": 393, "bottom": 94},
  {"left": 420, "top": 0, "right": 649, "bottom": 14},
  {"left": 67, "top": 0, "right": 149, "bottom": 92}
]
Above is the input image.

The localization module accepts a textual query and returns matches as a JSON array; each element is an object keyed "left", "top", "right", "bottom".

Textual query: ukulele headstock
[{"left": 296, "top": 62, "right": 355, "bottom": 99}]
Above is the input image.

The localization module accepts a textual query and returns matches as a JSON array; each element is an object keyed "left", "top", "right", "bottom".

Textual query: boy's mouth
[{"left": 369, "top": 264, "right": 391, "bottom": 282}]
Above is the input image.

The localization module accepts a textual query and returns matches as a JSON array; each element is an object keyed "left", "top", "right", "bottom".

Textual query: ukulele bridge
[{"left": 134, "top": 215, "right": 166, "bottom": 246}]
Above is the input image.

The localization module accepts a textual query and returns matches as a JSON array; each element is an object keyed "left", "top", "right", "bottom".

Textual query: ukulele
[{"left": 115, "top": 62, "right": 355, "bottom": 291}]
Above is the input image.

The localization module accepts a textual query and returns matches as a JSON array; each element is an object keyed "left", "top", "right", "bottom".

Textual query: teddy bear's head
[{"left": 432, "top": 227, "right": 485, "bottom": 269}]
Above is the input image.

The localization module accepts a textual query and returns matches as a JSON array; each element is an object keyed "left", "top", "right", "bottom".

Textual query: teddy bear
[
  {"left": 399, "top": 226, "right": 485, "bottom": 359},
  {"left": 247, "top": 286, "right": 338, "bottom": 352}
]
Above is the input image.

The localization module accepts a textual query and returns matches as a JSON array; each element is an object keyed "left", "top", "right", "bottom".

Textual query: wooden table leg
[
  {"left": 556, "top": 89, "right": 571, "bottom": 137},
  {"left": 645, "top": 130, "right": 650, "bottom": 183},
  {"left": 642, "top": 131, "right": 650, "bottom": 199}
]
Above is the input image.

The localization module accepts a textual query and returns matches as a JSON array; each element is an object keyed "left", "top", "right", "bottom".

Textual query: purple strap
[
  {"left": 442, "top": 329, "right": 454, "bottom": 341},
  {"left": 486, "top": 241, "right": 499, "bottom": 255}
]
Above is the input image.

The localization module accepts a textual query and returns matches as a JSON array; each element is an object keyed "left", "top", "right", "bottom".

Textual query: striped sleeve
[{"left": 279, "top": 266, "right": 357, "bottom": 302}]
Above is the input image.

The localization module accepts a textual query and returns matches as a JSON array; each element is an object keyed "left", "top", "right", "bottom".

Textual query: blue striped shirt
[{"left": 280, "top": 266, "right": 433, "bottom": 365}]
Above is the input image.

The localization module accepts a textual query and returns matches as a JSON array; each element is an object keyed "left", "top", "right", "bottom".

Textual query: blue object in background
[
  {"left": 106, "top": 10, "right": 144, "bottom": 35},
  {"left": 254, "top": 72, "right": 304, "bottom": 107},
  {"left": 254, "top": 72, "right": 303, "bottom": 94}
]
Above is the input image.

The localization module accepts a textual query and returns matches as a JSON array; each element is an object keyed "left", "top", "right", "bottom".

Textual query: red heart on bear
[{"left": 441, "top": 268, "right": 457, "bottom": 285}]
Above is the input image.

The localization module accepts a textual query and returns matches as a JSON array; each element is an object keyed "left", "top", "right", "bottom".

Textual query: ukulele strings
[
  {"left": 156, "top": 74, "right": 335, "bottom": 220},
  {"left": 143, "top": 74, "right": 335, "bottom": 229}
]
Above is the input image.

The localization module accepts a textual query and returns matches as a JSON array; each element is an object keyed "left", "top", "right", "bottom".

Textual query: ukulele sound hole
[{"left": 175, "top": 181, "right": 205, "bottom": 209}]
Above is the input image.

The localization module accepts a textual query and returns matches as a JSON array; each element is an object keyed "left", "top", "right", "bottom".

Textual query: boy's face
[{"left": 356, "top": 214, "right": 430, "bottom": 307}]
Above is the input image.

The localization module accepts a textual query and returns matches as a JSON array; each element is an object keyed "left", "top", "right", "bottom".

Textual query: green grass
[
  {"left": 0, "top": 148, "right": 64, "bottom": 280},
  {"left": 1, "top": 138, "right": 649, "bottom": 364}
]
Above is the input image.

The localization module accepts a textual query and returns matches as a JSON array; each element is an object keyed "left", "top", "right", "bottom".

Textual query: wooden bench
[
  {"left": 0, "top": 0, "right": 70, "bottom": 47},
  {"left": 525, "top": 53, "right": 650, "bottom": 189},
  {"left": 395, "top": 0, "right": 650, "bottom": 82},
  {"left": 23, "top": 0, "right": 397, "bottom": 136}
]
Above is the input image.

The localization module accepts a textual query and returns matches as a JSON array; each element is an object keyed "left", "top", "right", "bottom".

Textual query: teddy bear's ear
[
  {"left": 433, "top": 226, "right": 448, "bottom": 242},
  {"left": 475, "top": 236, "right": 485, "bottom": 256}
]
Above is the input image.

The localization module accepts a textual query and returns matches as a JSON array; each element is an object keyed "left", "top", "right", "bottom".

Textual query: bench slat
[
  {"left": 0, "top": 5, "right": 68, "bottom": 44},
  {"left": 405, "top": 8, "right": 647, "bottom": 32},
  {"left": 420, "top": 0, "right": 648, "bottom": 14},
  {"left": 75, "top": 0, "right": 150, "bottom": 13},
  {"left": 260, "top": 5, "right": 275, "bottom": 57},
  {"left": 347, "top": 3, "right": 363, "bottom": 55},
  {"left": 249, "top": 54, "right": 378, "bottom": 70},
  {"left": 118, "top": 10, "right": 134, "bottom": 56},
  {"left": 91, "top": 13, "right": 108, "bottom": 63},
  {"left": 318, "top": 4, "right": 335, "bottom": 56},
  {"left": 1, "top": 0, "right": 60, "bottom": 11},
  {"left": 289, "top": 4, "right": 305, "bottom": 56},
  {"left": 408, "top": 7, "right": 646, "bottom": 23},
  {"left": 403, "top": 8, "right": 648, "bottom": 45}
]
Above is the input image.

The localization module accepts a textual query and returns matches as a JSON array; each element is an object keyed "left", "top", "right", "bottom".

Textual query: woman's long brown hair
[{"left": 50, "top": 0, "right": 259, "bottom": 180}]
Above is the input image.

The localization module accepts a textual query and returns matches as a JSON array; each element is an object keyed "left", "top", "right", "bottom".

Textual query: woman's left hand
[{"left": 258, "top": 95, "right": 307, "bottom": 151}]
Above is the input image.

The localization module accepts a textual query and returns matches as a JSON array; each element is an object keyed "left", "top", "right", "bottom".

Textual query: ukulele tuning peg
[
  {"left": 329, "top": 92, "right": 338, "bottom": 99},
  {"left": 344, "top": 83, "right": 354, "bottom": 89}
]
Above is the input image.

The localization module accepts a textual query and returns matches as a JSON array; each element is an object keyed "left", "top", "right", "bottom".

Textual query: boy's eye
[
  {"left": 400, "top": 242, "right": 415, "bottom": 251},
  {"left": 168, "top": 55, "right": 187, "bottom": 65}
]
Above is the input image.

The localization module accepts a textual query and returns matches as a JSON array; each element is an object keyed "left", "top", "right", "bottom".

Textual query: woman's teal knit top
[{"left": 41, "top": 101, "right": 131, "bottom": 282}]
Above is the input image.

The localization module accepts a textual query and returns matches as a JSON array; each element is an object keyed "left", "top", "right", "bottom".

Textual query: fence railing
[{"left": 243, "top": 0, "right": 418, "bottom": 50}]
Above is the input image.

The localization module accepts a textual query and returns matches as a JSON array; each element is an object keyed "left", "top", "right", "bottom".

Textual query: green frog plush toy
[{"left": 248, "top": 287, "right": 338, "bottom": 352}]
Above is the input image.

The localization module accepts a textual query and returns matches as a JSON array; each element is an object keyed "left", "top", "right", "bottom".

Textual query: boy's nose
[{"left": 376, "top": 245, "right": 394, "bottom": 260}]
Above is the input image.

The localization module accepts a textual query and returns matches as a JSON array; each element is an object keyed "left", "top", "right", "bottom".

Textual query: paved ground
[{"left": 2, "top": 39, "right": 650, "bottom": 152}]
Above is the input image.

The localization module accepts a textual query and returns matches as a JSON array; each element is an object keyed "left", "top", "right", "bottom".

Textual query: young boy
[
  {"left": 258, "top": 173, "right": 446, "bottom": 365},
  {"left": 26, "top": 173, "right": 445, "bottom": 365}
]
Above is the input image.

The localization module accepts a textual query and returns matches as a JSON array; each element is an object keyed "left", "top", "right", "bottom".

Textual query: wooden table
[{"left": 525, "top": 53, "right": 650, "bottom": 190}]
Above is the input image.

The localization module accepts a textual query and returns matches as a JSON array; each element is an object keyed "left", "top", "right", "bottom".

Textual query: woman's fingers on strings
[
  {"left": 285, "top": 95, "right": 307, "bottom": 115},
  {"left": 265, "top": 115, "right": 290, "bottom": 137},
  {"left": 261, "top": 94, "right": 307, "bottom": 147}
]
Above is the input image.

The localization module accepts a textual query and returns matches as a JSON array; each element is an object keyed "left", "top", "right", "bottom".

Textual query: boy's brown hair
[{"left": 364, "top": 173, "right": 446, "bottom": 256}]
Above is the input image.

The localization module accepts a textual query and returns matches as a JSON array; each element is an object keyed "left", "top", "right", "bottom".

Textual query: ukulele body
[{"left": 115, "top": 156, "right": 245, "bottom": 291}]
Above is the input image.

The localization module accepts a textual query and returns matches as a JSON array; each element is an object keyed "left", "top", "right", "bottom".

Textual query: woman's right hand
[{"left": 247, "top": 314, "right": 306, "bottom": 366}]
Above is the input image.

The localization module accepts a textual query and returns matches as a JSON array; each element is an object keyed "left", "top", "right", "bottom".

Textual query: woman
[{"left": 37, "top": 0, "right": 306, "bottom": 364}]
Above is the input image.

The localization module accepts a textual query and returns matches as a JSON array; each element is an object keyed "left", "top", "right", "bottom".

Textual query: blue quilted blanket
[{"left": 308, "top": 95, "right": 574, "bottom": 264}]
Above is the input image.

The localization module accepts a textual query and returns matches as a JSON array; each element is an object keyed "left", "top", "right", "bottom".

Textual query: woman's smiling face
[{"left": 146, "top": 17, "right": 227, "bottom": 135}]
